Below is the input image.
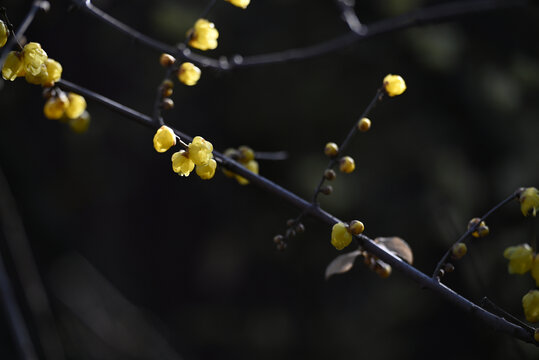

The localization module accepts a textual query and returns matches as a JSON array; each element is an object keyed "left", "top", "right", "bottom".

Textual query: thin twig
[
  {"left": 254, "top": 151, "right": 288, "bottom": 161},
  {"left": 152, "top": 66, "right": 175, "bottom": 126},
  {"left": 481, "top": 297, "right": 535, "bottom": 335},
  {"left": 199, "top": 0, "right": 217, "bottom": 20},
  {"left": 432, "top": 189, "right": 522, "bottom": 279},
  {"left": 311, "top": 88, "right": 383, "bottom": 204}
]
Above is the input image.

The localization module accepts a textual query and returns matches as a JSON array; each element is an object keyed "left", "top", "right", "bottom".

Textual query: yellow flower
[
  {"left": 339, "top": 156, "right": 355, "bottom": 174},
  {"left": 383, "top": 74, "right": 406, "bottom": 97},
  {"left": 65, "top": 93, "right": 87, "bottom": 119},
  {"left": 0, "top": 20, "right": 9, "bottom": 48},
  {"left": 43, "top": 95, "right": 69, "bottom": 120},
  {"left": 22, "top": 42, "right": 47, "bottom": 76},
  {"left": 172, "top": 150, "right": 195, "bottom": 176},
  {"left": 196, "top": 158, "right": 217, "bottom": 180},
  {"left": 153, "top": 125, "right": 177, "bottom": 153},
  {"left": 188, "top": 19, "right": 219, "bottom": 51},
  {"left": 178, "top": 62, "right": 201, "bottom": 86},
  {"left": 467, "top": 217, "right": 489, "bottom": 238},
  {"left": 69, "top": 111, "right": 91, "bottom": 133},
  {"left": 225, "top": 0, "right": 250, "bottom": 9},
  {"left": 522, "top": 290, "right": 539, "bottom": 323},
  {"left": 2, "top": 51, "right": 24, "bottom": 81},
  {"left": 235, "top": 159, "right": 259, "bottom": 185},
  {"left": 331, "top": 222, "right": 352, "bottom": 250},
  {"left": 25, "top": 63, "right": 48, "bottom": 85},
  {"left": 44, "top": 58, "right": 62, "bottom": 85},
  {"left": 188, "top": 136, "right": 213, "bottom": 165},
  {"left": 503, "top": 244, "right": 533, "bottom": 274},
  {"left": 520, "top": 187, "right": 539, "bottom": 217}
]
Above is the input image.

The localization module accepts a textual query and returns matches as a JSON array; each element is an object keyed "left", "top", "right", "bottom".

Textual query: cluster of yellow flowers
[
  {"left": 153, "top": 126, "right": 216, "bottom": 180},
  {"left": 2, "top": 42, "right": 62, "bottom": 86},
  {"left": 502, "top": 187, "right": 539, "bottom": 323},
  {"left": 223, "top": 146, "right": 259, "bottom": 185},
  {"left": 504, "top": 244, "right": 539, "bottom": 323},
  {"left": 330, "top": 221, "right": 392, "bottom": 277},
  {"left": 0, "top": 27, "right": 91, "bottom": 132},
  {"left": 43, "top": 90, "right": 90, "bottom": 133}
]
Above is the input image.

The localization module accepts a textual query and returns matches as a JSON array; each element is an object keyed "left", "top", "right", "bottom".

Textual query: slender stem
[
  {"left": 199, "top": 0, "right": 217, "bottom": 20},
  {"left": 79, "top": 1, "right": 177, "bottom": 55},
  {"left": 312, "top": 88, "right": 383, "bottom": 204},
  {"left": 432, "top": 189, "right": 522, "bottom": 279},
  {"left": 152, "top": 66, "right": 175, "bottom": 126},
  {"left": 72, "top": 0, "right": 528, "bottom": 70},
  {"left": 56, "top": 77, "right": 537, "bottom": 345},
  {"left": 254, "top": 151, "right": 288, "bottom": 161},
  {"left": 481, "top": 297, "right": 535, "bottom": 335}
]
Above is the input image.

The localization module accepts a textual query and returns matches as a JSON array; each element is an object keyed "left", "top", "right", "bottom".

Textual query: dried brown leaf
[
  {"left": 325, "top": 250, "right": 362, "bottom": 280},
  {"left": 374, "top": 236, "right": 413, "bottom": 264}
]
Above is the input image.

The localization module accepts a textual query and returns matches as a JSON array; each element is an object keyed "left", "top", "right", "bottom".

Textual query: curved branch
[
  {"left": 73, "top": 0, "right": 529, "bottom": 70},
  {"left": 56, "top": 78, "right": 538, "bottom": 345}
]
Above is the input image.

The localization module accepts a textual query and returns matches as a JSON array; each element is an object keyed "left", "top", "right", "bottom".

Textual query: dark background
[{"left": 1, "top": 0, "right": 539, "bottom": 359}]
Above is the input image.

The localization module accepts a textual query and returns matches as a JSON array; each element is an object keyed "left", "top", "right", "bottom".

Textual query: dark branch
[
  {"left": 73, "top": 0, "right": 528, "bottom": 70},
  {"left": 57, "top": 77, "right": 537, "bottom": 345}
]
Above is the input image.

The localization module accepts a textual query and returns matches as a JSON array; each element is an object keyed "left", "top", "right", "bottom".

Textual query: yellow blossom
[
  {"left": 225, "top": 0, "right": 250, "bottom": 9},
  {"left": 22, "top": 42, "right": 47, "bottom": 76},
  {"left": 153, "top": 125, "right": 177, "bottom": 153},
  {"left": 43, "top": 95, "right": 69, "bottom": 120},
  {"left": 383, "top": 74, "right": 406, "bottom": 97},
  {"left": 25, "top": 63, "right": 48, "bottom": 85},
  {"left": 503, "top": 244, "right": 533, "bottom": 274},
  {"left": 235, "top": 159, "right": 259, "bottom": 185},
  {"left": 331, "top": 222, "right": 352, "bottom": 250},
  {"left": 69, "top": 111, "right": 91, "bottom": 133},
  {"left": 178, "top": 62, "right": 201, "bottom": 86},
  {"left": 65, "top": 93, "right": 87, "bottom": 119},
  {"left": 188, "top": 136, "right": 213, "bottom": 165},
  {"left": 339, "top": 156, "right": 355, "bottom": 174},
  {"left": 188, "top": 19, "right": 219, "bottom": 51},
  {"left": 196, "top": 158, "right": 217, "bottom": 180},
  {"left": 44, "top": 58, "right": 62, "bottom": 85},
  {"left": 2, "top": 51, "right": 24, "bottom": 81},
  {"left": 523, "top": 290, "right": 539, "bottom": 323},
  {"left": 520, "top": 187, "right": 539, "bottom": 217},
  {"left": 172, "top": 150, "right": 195, "bottom": 176}
]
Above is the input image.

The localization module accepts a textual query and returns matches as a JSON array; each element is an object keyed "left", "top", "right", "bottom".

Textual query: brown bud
[
  {"left": 159, "top": 53, "right": 176, "bottom": 67},
  {"left": 161, "top": 98, "right": 174, "bottom": 110},
  {"left": 324, "top": 169, "right": 336, "bottom": 181}
]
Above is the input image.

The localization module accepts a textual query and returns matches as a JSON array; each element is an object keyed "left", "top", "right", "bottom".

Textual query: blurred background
[{"left": 1, "top": 0, "right": 539, "bottom": 359}]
